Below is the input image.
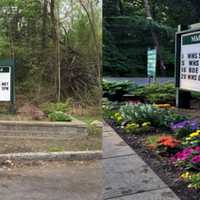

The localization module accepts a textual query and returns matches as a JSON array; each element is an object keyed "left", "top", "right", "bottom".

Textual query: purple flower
[{"left": 170, "top": 120, "right": 198, "bottom": 132}]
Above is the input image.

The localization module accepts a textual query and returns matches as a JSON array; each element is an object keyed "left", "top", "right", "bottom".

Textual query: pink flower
[
  {"left": 171, "top": 146, "right": 200, "bottom": 162},
  {"left": 191, "top": 155, "right": 200, "bottom": 163}
]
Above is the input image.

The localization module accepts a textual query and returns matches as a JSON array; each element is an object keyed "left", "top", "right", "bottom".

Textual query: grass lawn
[{"left": 0, "top": 134, "right": 102, "bottom": 154}]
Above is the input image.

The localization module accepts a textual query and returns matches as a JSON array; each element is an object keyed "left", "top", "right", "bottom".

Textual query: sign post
[
  {"left": 176, "top": 24, "right": 200, "bottom": 108},
  {"left": 147, "top": 48, "right": 157, "bottom": 83},
  {"left": 0, "top": 60, "right": 15, "bottom": 113}
]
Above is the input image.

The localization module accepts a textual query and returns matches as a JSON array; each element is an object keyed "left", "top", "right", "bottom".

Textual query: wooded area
[
  {"left": 103, "top": 0, "right": 200, "bottom": 77},
  {"left": 0, "top": 0, "right": 101, "bottom": 105}
]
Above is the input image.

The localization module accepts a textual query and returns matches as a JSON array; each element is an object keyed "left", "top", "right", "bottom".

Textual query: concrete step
[{"left": 0, "top": 120, "right": 88, "bottom": 139}]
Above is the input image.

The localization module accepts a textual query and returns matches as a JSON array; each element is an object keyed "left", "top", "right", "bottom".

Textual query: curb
[{"left": 0, "top": 150, "right": 102, "bottom": 162}]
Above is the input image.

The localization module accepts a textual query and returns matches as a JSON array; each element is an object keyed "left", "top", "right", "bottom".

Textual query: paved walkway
[
  {"left": 0, "top": 161, "right": 102, "bottom": 200},
  {"left": 103, "top": 124, "right": 180, "bottom": 200}
]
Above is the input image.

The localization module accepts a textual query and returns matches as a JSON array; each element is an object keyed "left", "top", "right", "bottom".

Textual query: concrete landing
[{"left": 103, "top": 124, "right": 180, "bottom": 200}]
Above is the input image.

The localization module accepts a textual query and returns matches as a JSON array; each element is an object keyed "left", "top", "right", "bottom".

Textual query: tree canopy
[
  {"left": 0, "top": 0, "right": 101, "bottom": 104},
  {"left": 103, "top": 0, "right": 200, "bottom": 77}
]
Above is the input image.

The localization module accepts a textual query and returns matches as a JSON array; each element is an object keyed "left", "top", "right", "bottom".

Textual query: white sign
[
  {"left": 147, "top": 48, "right": 157, "bottom": 77},
  {"left": 0, "top": 66, "right": 11, "bottom": 101},
  {"left": 180, "top": 31, "right": 200, "bottom": 92}
]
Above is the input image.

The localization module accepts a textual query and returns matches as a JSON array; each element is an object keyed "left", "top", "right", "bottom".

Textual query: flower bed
[{"left": 104, "top": 102, "right": 200, "bottom": 200}]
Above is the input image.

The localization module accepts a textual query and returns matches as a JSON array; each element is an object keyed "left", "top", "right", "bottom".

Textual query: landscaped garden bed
[
  {"left": 103, "top": 81, "right": 200, "bottom": 200},
  {"left": 107, "top": 119, "right": 199, "bottom": 200}
]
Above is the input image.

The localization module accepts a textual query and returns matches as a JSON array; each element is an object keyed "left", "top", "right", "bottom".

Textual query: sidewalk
[
  {"left": 103, "top": 124, "right": 180, "bottom": 200},
  {"left": 0, "top": 161, "right": 102, "bottom": 200}
]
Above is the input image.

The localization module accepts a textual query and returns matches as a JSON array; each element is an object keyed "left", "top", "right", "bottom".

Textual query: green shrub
[
  {"left": 103, "top": 81, "right": 176, "bottom": 104},
  {"left": 102, "top": 79, "right": 136, "bottom": 94},
  {"left": 133, "top": 82, "right": 176, "bottom": 104},
  {"left": 87, "top": 125, "right": 102, "bottom": 136},
  {"left": 48, "top": 111, "right": 72, "bottom": 122},
  {"left": 42, "top": 101, "right": 71, "bottom": 114},
  {"left": 147, "top": 93, "right": 175, "bottom": 104}
]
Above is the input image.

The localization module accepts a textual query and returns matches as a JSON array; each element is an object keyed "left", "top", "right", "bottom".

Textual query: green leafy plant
[
  {"left": 119, "top": 103, "right": 186, "bottom": 128},
  {"left": 146, "top": 135, "right": 161, "bottom": 150},
  {"left": 102, "top": 80, "right": 137, "bottom": 101},
  {"left": 102, "top": 98, "right": 123, "bottom": 119},
  {"left": 181, "top": 172, "right": 200, "bottom": 189},
  {"left": 119, "top": 103, "right": 160, "bottom": 125},
  {"left": 102, "top": 80, "right": 135, "bottom": 94},
  {"left": 48, "top": 111, "right": 72, "bottom": 122},
  {"left": 87, "top": 124, "right": 102, "bottom": 136},
  {"left": 133, "top": 82, "right": 176, "bottom": 104},
  {"left": 42, "top": 101, "right": 71, "bottom": 115}
]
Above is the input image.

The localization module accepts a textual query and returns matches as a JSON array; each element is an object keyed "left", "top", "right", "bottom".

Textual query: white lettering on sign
[
  {"left": 180, "top": 31, "right": 200, "bottom": 92},
  {"left": 191, "top": 35, "right": 200, "bottom": 42},
  {"left": 0, "top": 66, "right": 11, "bottom": 101}
]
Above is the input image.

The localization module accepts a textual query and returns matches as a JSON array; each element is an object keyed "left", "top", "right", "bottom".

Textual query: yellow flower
[
  {"left": 135, "top": 124, "right": 140, "bottom": 128},
  {"left": 117, "top": 116, "right": 123, "bottom": 122},
  {"left": 114, "top": 113, "right": 120, "bottom": 118},
  {"left": 181, "top": 172, "right": 191, "bottom": 179},
  {"left": 114, "top": 113, "right": 123, "bottom": 122},
  {"left": 142, "top": 122, "right": 151, "bottom": 127},
  {"left": 126, "top": 123, "right": 140, "bottom": 129},
  {"left": 189, "top": 131, "right": 199, "bottom": 138}
]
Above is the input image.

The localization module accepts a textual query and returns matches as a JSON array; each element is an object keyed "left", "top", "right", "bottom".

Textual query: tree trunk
[
  {"left": 42, "top": 0, "right": 48, "bottom": 49},
  {"left": 78, "top": 0, "right": 101, "bottom": 82},
  {"left": 143, "top": 0, "right": 166, "bottom": 74},
  {"left": 50, "top": 0, "right": 61, "bottom": 101}
]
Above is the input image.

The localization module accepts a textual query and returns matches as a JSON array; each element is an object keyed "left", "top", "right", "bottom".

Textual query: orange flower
[{"left": 158, "top": 135, "right": 180, "bottom": 148}]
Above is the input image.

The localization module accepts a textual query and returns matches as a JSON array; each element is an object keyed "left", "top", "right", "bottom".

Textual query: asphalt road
[
  {"left": 103, "top": 77, "right": 175, "bottom": 85},
  {"left": 0, "top": 161, "right": 102, "bottom": 200}
]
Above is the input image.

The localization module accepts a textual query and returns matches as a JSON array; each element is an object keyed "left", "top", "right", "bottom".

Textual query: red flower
[{"left": 158, "top": 135, "right": 180, "bottom": 148}]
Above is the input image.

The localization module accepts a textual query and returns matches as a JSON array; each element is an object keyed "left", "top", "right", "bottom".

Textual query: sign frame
[
  {"left": 175, "top": 27, "right": 200, "bottom": 91},
  {"left": 0, "top": 59, "right": 16, "bottom": 113},
  {"left": 175, "top": 25, "right": 200, "bottom": 108}
]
